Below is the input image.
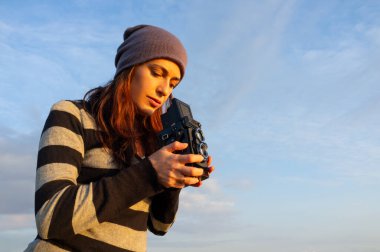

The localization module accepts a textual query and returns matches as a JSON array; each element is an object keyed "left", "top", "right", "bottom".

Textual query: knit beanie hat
[{"left": 114, "top": 25, "right": 187, "bottom": 78}]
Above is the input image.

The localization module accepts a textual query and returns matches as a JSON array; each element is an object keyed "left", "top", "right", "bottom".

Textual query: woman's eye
[
  {"left": 151, "top": 70, "right": 162, "bottom": 77},
  {"left": 170, "top": 81, "right": 179, "bottom": 89},
  {"left": 150, "top": 66, "right": 165, "bottom": 77}
]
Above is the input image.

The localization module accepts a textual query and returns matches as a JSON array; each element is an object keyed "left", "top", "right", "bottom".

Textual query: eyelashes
[
  {"left": 149, "top": 66, "right": 179, "bottom": 88},
  {"left": 150, "top": 68, "right": 163, "bottom": 77}
]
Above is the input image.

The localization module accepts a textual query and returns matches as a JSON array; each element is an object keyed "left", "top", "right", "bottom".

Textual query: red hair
[{"left": 83, "top": 67, "right": 163, "bottom": 165}]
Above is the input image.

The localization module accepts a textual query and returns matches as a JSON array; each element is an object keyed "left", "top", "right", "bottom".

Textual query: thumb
[{"left": 166, "top": 141, "right": 188, "bottom": 152}]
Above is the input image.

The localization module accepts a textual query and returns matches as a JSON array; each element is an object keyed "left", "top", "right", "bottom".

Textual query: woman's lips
[{"left": 147, "top": 96, "right": 161, "bottom": 108}]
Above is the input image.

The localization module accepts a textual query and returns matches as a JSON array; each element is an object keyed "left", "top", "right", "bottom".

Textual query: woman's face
[{"left": 130, "top": 58, "right": 181, "bottom": 116}]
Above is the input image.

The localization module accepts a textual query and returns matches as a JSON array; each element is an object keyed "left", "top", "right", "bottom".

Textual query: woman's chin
[{"left": 137, "top": 106, "right": 156, "bottom": 116}]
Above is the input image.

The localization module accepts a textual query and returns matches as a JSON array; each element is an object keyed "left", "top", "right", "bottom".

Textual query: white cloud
[
  {"left": 0, "top": 214, "right": 35, "bottom": 230},
  {"left": 180, "top": 178, "right": 235, "bottom": 215},
  {"left": 300, "top": 43, "right": 367, "bottom": 78},
  {"left": 0, "top": 131, "right": 37, "bottom": 214},
  {"left": 149, "top": 178, "right": 242, "bottom": 251},
  {"left": 180, "top": 191, "right": 235, "bottom": 215},
  {"left": 196, "top": 14, "right": 380, "bottom": 183},
  {"left": 240, "top": 111, "right": 380, "bottom": 182},
  {"left": 366, "top": 26, "right": 380, "bottom": 45},
  {"left": 182, "top": 1, "right": 297, "bottom": 125},
  {"left": 0, "top": 19, "right": 121, "bottom": 133},
  {"left": 0, "top": 20, "right": 13, "bottom": 38},
  {"left": 224, "top": 178, "right": 254, "bottom": 190}
]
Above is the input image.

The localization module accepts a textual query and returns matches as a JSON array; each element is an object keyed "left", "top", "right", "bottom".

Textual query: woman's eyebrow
[{"left": 148, "top": 63, "right": 180, "bottom": 81}]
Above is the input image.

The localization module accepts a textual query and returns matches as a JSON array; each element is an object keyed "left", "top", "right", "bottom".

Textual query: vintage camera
[{"left": 158, "top": 98, "right": 209, "bottom": 180}]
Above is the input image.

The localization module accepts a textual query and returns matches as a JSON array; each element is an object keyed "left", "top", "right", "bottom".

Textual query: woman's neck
[{"left": 135, "top": 138, "right": 145, "bottom": 158}]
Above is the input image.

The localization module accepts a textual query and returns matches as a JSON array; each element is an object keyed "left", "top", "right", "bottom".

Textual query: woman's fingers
[
  {"left": 165, "top": 141, "right": 188, "bottom": 153},
  {"left": 173, "top": 166, "right": 203, "bottom": 187},
  {"left": 149, "top": 143, "right": 214, "bottom": 188},
  {"left": 178, "top": 153, "right": 204, "bottom": 164},
  {"left": 183, "top": 176, "right": 201, "bottom": 186},
  {"left": 180, "top": 166, "right": 204, "bottom": 177},
  {"left": 190, "top": 180, "right": 202, "bottom": 187},
  {"left": 206, "top": 155, "right": 214, "bottom": 175},
  {"left": 166, "top": 176, "right": 201, "bottom": 188},
  {"left": 207, "top": 155, "right": 212, "bottom": 166}
]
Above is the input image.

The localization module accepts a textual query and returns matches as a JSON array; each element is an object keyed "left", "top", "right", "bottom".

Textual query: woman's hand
[
  {"left": 191, "top": 155, "right": 215, "bottom": 187},
  {"left": 148, "top": 141, "right": 206, "bottom": 188}
]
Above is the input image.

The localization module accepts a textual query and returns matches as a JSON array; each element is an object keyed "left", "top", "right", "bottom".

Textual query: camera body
[{"left": 158, "top": 98, "right": 209, "bottom": 180}]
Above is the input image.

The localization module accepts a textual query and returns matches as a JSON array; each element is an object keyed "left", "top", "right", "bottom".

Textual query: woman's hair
[{"left": 83, "top": 67, "right": 163, "bottom": 165}]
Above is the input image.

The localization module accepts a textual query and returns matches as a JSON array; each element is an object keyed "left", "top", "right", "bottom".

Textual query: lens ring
[
  {"left": 194, "top": 128, "right": 205, "bottom": 141},
  {"left": 197, "top": 142, "right": 208, "bottom": 159}
]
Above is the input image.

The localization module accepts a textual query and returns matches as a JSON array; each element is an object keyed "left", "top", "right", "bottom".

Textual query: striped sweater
[{"left": 25, "top": 100, "right": 180, "bottom": 252}]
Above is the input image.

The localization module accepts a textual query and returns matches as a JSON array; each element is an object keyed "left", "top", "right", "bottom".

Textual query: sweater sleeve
[
  {"left": 148, "top": 188, "right": 181, "bottom": 235},
  {"left": 34, "top": 100, "right": 164, "bottom": 240}
]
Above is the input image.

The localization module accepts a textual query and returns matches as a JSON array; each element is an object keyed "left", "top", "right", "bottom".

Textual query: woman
[{"left": 25, "top": 25, "right": 214, "bottom": 252}]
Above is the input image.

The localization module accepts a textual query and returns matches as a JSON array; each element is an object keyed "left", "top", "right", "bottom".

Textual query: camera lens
[
  {"left": 194, "top": 128, "right": 205, "bottom": 142},
  {"left": 198, "top": 142, "right": 208, "bottom": 159}
]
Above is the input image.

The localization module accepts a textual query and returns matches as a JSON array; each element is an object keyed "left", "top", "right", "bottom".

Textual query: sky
[{"left": 1, "top": 0, "right": 380, "bottom": 251}]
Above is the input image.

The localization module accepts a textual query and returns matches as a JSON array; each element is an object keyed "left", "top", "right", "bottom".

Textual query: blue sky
[{"left": 1, "top": 1, "right": 380, "bottom": 251}]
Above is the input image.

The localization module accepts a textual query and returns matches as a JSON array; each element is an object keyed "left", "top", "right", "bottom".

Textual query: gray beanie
[{"left": 114, "top": 25, "right": 187, "bottom": 78}]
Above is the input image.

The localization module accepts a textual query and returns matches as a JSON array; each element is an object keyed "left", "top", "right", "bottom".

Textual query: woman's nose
[{"left": 157, "top": 79, "right": 171, "bottom": 97}]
